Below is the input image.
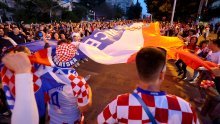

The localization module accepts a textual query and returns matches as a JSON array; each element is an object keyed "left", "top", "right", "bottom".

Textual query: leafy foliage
[
  {"left": 126, "top": 1, "right": 142, "bottom": 19},
  {"left": 0, "top": 1, "right": 9, "bottom": 10},
  {"left": 11, "top": 0, "right": 104, "bottom": 23},
  {"left": 62, "top": 5, "right": 87, "bottom": 22},
  {"left": 79, "top": 0, "right": 105, "bottom": 9},
  {"left": 144, "top": 0, "right": 201, "bottom": 21},
  {"left": 202, "top": 0, "right": 220, "bottom": 21}
]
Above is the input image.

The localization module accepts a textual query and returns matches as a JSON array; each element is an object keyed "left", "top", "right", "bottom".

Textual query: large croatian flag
[
  {"left": 27, "top": 23, "right": 183, "bottom": 66},
  {"left": 79, "top": 22, "right": 183, "bottom": 64},
  {"left": 24, "top": 22, "right": 217, "bottom": 69},
  {"left": 77, "top": 22, "right": 217, "bottom": 69}
]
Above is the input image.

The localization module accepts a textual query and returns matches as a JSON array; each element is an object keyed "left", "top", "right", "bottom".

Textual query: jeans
[
  {"left": 214, "top": 77, "right": 220, "bottom": 94},
  {"left": 175, "top": 59, "right": 187, "bottom": 77}
]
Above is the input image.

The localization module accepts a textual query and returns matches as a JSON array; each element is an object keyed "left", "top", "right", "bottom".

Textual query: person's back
[
  {"left": 98, "top": 47, "right": 198, "bottom": 124},
  {"left": 98, "top": 89, "right": 197, "bottom": 123},
  {"left": 48, "top": 85, "right": 81, "bottom": 124}
]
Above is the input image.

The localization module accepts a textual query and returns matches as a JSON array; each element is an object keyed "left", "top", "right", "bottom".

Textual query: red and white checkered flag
[{"left": 56, "top": 44, "right": 77, "bottom": 62}]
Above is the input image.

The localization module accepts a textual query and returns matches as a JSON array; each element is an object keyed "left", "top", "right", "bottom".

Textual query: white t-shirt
[
  {"left": 47, "top": 74, "right": 90, "bottom": 124},
  {"left": 48, "top": 85, "right": 81, "bottom": 124},
  {"left": 71, "top": 32, "right": 80, "bottom": 38},
  {"left": 206, "top": 51, "right": 220, "bottom": 65},
  {"left": 72, "top": 41, "right": 80, "bottom": 48}
]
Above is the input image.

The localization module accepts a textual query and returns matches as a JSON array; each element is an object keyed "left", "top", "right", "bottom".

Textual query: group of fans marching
[{"left": 0, "top": 20, "right": 219, "bottom": 124}]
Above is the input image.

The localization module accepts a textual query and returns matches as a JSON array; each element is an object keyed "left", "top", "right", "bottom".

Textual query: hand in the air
[{"left": 2, "top": 52, "right": 31, "bottom": 74}]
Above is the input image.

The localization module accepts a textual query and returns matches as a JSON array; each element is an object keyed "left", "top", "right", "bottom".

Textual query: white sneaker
[
  {"left": 189, "top": 80, "right": 196, "bottom": 84},
  {"left": 2, "top": 111, "right": 10, "bottom": 116},
  {"left": 74, "top": 64, "right": 78, "bottom": 68},
  {"left": 84, "top": 75, "right": 91, "bottom": 81},
  {"left": 76, "top": 62, "right": 80, "bottom": 66},
  {"left": 81, "top": 60, "right": 85, "bottom": 63},
  {"left": 83, "top": 58, "right": 89, "bottom": 62}
]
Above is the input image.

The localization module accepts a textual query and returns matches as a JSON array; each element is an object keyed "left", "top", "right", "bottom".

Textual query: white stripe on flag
[
  {"left": 79, "top": 24, "right": 144, "bottom": 64},
  {"left": 47, "top": 48, "right": 55, "bottom": 67}
]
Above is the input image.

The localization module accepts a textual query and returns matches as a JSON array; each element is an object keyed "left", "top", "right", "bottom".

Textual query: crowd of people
[
  {"left": 0, "top": 20, "right": 219, "bottom": 124},
  {"left": 160, "top": 21, "right": 220, "bottom": 40},
  {"left": 0, "top": 20, "right": 134, "bottom": 53}
]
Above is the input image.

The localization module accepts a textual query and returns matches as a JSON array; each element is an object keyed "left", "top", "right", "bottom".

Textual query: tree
[
  {"left": 144, "top": 0, "right": 201, "bottom": 22},
  {"left": 14, "top": 0, "right": 62, "bottom": 23},
  {"left": 0, "top": 1, "right": 11, "bottom": 22},
  {"left": 202, "top": 0, "right": 220, "bottom": 21},
  {"left": 113, "top": 5, "right": 124, "bottom": 19},
  {"left": 126, "top": 1, "right": 142, "bottom": 19},
  {"left": 11, "top": 0, "right": 106, "bottom": 23},
  {"left": 79, "top": 0, "right": 105, "bottom": 10},
  {"left": 31, "top": 0, "right": 59, "bottom": 13},
  {"left": 0, "top": 2, "right": 9, "bottom": 10}
]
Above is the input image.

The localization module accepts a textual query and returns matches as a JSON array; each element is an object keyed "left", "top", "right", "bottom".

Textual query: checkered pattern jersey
[
  {"left": 66, "top": 74, "right": 90, "bottom": 107},
  {"left": 47, "top": 75, "right": 90, "bottom": 124},
  {"left": 1, "top": 65, "right": 42, "bottom": 98},
  {"left": 1, "top": 64, "right": 89, "bottom": 111},
  {"left": 98, "top": 88, "right": 199, "bottom": 124}
]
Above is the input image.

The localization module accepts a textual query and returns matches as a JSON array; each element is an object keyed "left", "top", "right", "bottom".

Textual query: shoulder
[
  {"left": 166, "top": 94, "right": 189, "bottom": 104},
  {"left": 166, "top": 94, "right": 193, "bottom": 113},
  {"left": 116, "top": 93, "right": 130, "bottom": 100},
  {"left": 114, "top": 93, "right": 132, "bottom": 106},
  {"left": 71, "top": 76, "right": 86, "bottom": 85}
]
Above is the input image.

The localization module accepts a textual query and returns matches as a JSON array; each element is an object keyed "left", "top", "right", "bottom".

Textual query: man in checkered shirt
[{"left": 97, "top": 47, "right": 199, "bottom": 124}]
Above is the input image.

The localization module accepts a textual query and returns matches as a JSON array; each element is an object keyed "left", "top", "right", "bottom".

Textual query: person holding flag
[
  {"left": 1, "top": 42, "right": 92, "bottom": 124},
  {"left": 2, "top": 52, "right": 39, "bottom": 124}
]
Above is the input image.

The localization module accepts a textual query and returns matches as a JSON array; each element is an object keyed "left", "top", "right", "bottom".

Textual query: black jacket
[{"left": 8, "top": 33, "right": 27, "bottom": 44}]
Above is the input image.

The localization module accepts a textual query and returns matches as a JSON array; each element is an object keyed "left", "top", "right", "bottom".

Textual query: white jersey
[
  {"left": 48, "top": 85, "right": 81, "bottom": 124},
  {"left": 206, "top": 51, "right": 220, "bottom": 65}
]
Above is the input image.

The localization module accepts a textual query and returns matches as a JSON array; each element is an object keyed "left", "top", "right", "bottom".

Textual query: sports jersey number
[{"left": 50, "top": 92, "right": 60, "bottom": 108}]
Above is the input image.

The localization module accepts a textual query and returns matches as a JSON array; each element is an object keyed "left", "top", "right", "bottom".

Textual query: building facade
[{"left": 0, "top": 0, "right": 16, "bottom": 22}]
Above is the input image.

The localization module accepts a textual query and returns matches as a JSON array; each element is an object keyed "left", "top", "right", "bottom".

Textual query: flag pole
[
  {"left": 197, "top": 0, "right": 205, "bottom": 22},
  {"left": 171, "top": 0, "right": 177, "bottom": 26}
]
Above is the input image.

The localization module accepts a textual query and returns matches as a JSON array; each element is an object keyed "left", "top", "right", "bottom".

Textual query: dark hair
[
  {"left": 212, "top": 39, "right": 220, "bottom": 48},
  {"left": 51, "top": 32, "right": 59, "bottom": 40},
  {"left": 57, "top": 39, "right": 70, "bottom": 45},
  {"left": 199, "top": 40, "right": 209, "bottom": 48},
  {"left": 136, "top": 47, "right": 166, "bottom": 81},
  {"left": 44, "top": 43, "right": 50, "bottom": 49},
  {"left": 189, "top": 36, "right": 198, "bottom": 49},
  {"left": 2, "top": 46, "right": 29, "bottom": 58},
  {"left": 189, "top": 29, "right": 196, "bottom": 35},
  {"left": 156, "top": 47, "right": 167, "bottom": 56},
  {"left": 13, "top": 27, "right": 18, "bottom": 30}
]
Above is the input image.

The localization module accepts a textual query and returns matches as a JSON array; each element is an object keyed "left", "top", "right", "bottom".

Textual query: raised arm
[{"left": 2, "top": 52, "right": 39, "bottom": 124}]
